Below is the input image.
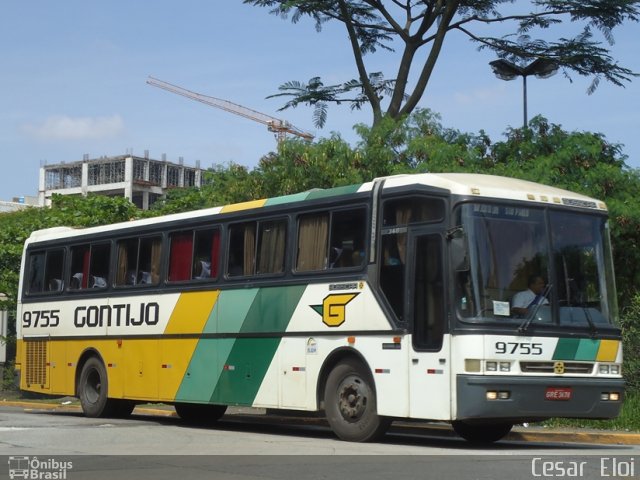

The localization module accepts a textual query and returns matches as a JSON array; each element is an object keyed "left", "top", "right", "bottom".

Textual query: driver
[{"left": 512, "top": 275, "right": 549, "bottom": 317}]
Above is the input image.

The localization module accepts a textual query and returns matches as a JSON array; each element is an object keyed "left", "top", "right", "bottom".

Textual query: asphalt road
[{"left": 0, "top": 402, "right": 639, "bottom": 480}]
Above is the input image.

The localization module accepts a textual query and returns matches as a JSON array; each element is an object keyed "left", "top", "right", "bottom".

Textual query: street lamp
[{"left": 489, "top": 58, "right": 559, "bottom": 128}]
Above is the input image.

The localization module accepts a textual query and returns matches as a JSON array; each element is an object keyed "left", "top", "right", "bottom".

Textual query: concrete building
[
  {"left": 0, "top": 196, "right": 38, "bottom": 213},
  {"left": 39, "top": 153, "right": 204, "bottom": 210}
]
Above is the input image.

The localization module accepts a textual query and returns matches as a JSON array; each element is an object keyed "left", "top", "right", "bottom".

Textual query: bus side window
[
  {"left": 296, "top": 208, "right": 366, "bottom": 272},
  {"left": 116, "top": 236, "right": 161, "bottom": 286},
  {"left": 328, "top": 208, "right": 366, "bottom": 269},
  {"left": 27, "top": 249, "right": 65, "bottom": 295},
  {"left": 193, "top": 228, "right": 220, "bottom": 280}
]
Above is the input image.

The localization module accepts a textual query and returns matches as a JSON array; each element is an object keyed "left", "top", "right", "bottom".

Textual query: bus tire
[
  {"left": 324, "top": 359, "right": 390, "bottom": 442},
  {"left": 174, "top": 403, "right": 227, "bottom": 424},
  {"left": 452, "top": 421, "right": 513, "bottom": 444},
  {"left": 78, "top": 356, "right": 112, "bottom": 418}
]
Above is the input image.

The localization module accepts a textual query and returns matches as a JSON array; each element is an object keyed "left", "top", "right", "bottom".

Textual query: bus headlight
[{"left": 486, "top": 361, "right": 497, "bottom": 372}]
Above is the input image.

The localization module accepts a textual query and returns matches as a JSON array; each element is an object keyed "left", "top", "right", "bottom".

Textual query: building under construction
[{"left": 39, "top": 153, "right": 204, "bottom": 209}]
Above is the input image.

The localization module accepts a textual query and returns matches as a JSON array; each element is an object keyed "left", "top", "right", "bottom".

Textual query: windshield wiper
[
  {"left": 579, "top": 304, "right": 598, "bottom": 338},
  {"left": 518, "top": 284, "right": 552, "bottom": 334}
]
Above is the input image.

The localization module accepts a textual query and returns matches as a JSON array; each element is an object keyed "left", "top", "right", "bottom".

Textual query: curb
[{"left": 3, "top": 399, "right": 639, "bottom": 445}]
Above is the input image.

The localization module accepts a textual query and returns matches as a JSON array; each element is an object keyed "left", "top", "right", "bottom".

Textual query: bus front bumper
[{"left": 456, "top": 374, "right": 625, "bottom": 422}]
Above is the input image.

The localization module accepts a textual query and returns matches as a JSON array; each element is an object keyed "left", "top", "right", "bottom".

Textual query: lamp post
[{"left": 489, "top": 58, "right": 558, "bottom": 128}]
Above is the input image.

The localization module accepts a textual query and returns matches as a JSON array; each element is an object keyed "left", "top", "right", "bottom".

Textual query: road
[{"left": 0, "top": 405, "right": 638, "bottom": 479}]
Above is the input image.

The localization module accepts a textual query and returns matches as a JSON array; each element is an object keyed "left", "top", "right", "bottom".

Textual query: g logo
[
  {"left": 311, "top": 293, "right": 359, "bottom": 327},
  {"left": 554, "top": 361, "right": 565, "bottom": 375}
]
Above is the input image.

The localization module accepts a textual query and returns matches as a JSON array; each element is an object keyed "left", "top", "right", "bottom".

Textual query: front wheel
[
  {"left": 324, "top": 359, "right": 390, "bottom": 442},
  {"left": 452, "top": 421, "right": 513, "bottom": 444}
]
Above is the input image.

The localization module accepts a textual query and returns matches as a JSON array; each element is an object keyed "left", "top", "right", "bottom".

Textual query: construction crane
[{"left": 147, "top": 76, "right": 314, "bottom": 144}]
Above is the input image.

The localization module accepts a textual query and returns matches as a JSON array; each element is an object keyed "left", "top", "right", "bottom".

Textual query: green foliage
[
  {"left": 48, "top": 194, "right": 138, "bottom": 227},
  {"left": 620, "top": 294, "right": 640, "bottom": 393},
  {"left": 0, "top": 195, "right": 139, "bottom": 314},
  {"left": 246, "top": 1, "right": 639, "bottom": 127}
]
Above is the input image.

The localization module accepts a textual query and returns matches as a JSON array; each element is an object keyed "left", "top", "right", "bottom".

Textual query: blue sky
[{"left": 1, "top": 1, "right": 639, "bottom": 201}]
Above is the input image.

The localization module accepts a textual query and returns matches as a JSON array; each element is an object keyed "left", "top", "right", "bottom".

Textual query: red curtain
[{"left": 169, "top": 233, "right": 193, "bottom": 281}]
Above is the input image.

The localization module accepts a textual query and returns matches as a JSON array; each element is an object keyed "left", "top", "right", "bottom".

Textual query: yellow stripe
[
  {"left": 220, "top": 199, "right": 266, "bottom": 213},
  {"left": 164, "top": 290, "right": 219, "bottom": 335},
  {"left": 596, "top": 339, "right": 620, "bottom": 362}
]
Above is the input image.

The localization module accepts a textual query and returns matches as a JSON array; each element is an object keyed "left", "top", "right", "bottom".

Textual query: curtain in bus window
[
  {"left": 297, "top": 214, "right": 329, "bottom": 271},
  {"left": 258, "top": 220, "right": 286, "bottom": 274},
  {"left": 81, "top": 248, "right": 90, "bottom": 288},
  {"left": 169, "top": 232, "right": 193, "bottom": 282},
  {"left": 243, "top": 224, "right": 256, "bottom": 276},
  {"left": 116, "top": 242, "right": 130, "bottom": 285},
  {"left": 150, "top": 238, "right": 162, "bottom": 284}
]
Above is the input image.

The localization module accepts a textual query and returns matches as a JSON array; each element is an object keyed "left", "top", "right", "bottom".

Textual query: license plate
[{"left": 545, "top": 387, "right": 572, "bottom": 401}]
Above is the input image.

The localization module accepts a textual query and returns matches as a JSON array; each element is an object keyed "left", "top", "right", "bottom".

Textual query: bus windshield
[{"left": 454, "top": 203, "right": 618, "bottom": 329}]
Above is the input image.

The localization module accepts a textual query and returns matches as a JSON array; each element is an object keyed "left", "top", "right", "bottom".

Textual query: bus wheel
[
  {"left": 324, "top": 359, "right": 390, "bottom": 442},
  {"left": 174, "top": 403, "right": 227, "bottom": 424},
  {"left": 78, "top": 357, "right": 112, "bottom": 418},
  {"left": 452, "top": 421, "right": 513, "bottom": 444}
]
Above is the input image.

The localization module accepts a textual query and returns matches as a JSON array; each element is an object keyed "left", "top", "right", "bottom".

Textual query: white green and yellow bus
[{"left": 16, "top": 173, "right": 624, "bottom": 443}]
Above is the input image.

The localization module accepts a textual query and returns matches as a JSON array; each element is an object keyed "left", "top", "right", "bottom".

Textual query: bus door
[{"left": 407, "top": 228, "right": 451, "bottom": 420}]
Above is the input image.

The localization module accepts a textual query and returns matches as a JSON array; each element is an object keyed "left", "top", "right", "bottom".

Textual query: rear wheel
[
  {"left": 452, "top": 421, "right": 513, "bottom": 444},
  {"left": 78, "top": 357, "right": 113, "bottom": 418},
  {"left": 174, "top": 403, "right": 227, "bottom": 424},
  {"left": 324, "top": 359, "right": 390, "bottom": 442}
]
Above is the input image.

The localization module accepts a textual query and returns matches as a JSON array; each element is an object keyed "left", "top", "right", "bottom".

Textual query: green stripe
[
  {"left": 264, "top": 191, "right": 311, "bottom": 206},
  {"left": 552, "top": 338, "right": 601, "bottom": 361},
  {"left": 305, "top": 184, "right": 362, "bottom": 200},
  {"left": 175, "top": 289, "right": 259, "bottom": 402},
  {"left": 176, "top": 286, "right": 306, "bottom": 405},
  {"left": 211, "top": 285, "right": 306, "bottom": 405}
]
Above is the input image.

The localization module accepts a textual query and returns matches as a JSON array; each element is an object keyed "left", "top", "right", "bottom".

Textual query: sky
[{"left": 1, "top": 2, "right": 639, "bottom": 201}]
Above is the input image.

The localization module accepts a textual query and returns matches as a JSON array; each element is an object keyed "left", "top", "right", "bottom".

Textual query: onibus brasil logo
[
  {"left": 8, "top": 456, "right": 72, "bottom": 479},
  {"left": 310, "top": 293, "right": 359, "bottom": 327}
]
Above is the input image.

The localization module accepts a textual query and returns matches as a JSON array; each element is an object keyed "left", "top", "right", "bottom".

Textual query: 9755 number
[
  {"left": 495, "top": 341, "right": 542, "bottom": 355},
  {"left": 22, "top": 310, "right": 60, "bottom": 328}
]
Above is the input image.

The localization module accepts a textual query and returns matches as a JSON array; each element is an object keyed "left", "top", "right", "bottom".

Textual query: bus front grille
[
  {"left": 519, "top": 361, "right": 594, "bottom": 374},
  {"left": 25, "top": 340, "right": 48, "bottom": 386}
]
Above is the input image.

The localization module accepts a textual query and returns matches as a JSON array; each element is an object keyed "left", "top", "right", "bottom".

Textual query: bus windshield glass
[{"left": 454, "top": 203, "right": 618, "bottom": 329}]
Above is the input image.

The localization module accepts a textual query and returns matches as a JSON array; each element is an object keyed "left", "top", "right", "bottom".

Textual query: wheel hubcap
[{"left": 337, "top": 376, "right": 367, "bottom": 421}]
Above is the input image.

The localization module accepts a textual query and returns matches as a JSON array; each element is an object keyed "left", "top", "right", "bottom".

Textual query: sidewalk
[{"left": 2, "top": 396, "right": 639, "bottom": 445}]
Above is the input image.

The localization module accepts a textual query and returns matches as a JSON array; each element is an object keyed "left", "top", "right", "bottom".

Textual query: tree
[{"left": 245, "top": 0, "right": 639, "bottom": 127}]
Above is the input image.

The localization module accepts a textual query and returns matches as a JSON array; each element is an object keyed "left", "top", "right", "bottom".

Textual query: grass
[{"left": 542, "top": 391, "right": 640, "bottom": 432}]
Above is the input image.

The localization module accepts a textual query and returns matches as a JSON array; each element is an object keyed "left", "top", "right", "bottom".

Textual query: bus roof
[{"left": 26, "top": 173, "right": 605, "bottom": 244}]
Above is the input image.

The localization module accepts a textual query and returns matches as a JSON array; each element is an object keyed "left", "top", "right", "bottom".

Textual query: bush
[{"left": 620, "top": 294, "right": 640, "bottom": 394}]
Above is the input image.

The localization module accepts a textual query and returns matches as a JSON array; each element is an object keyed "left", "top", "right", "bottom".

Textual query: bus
[{"left": 15, "top": 173, "right": 624, "bottom": 443}]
